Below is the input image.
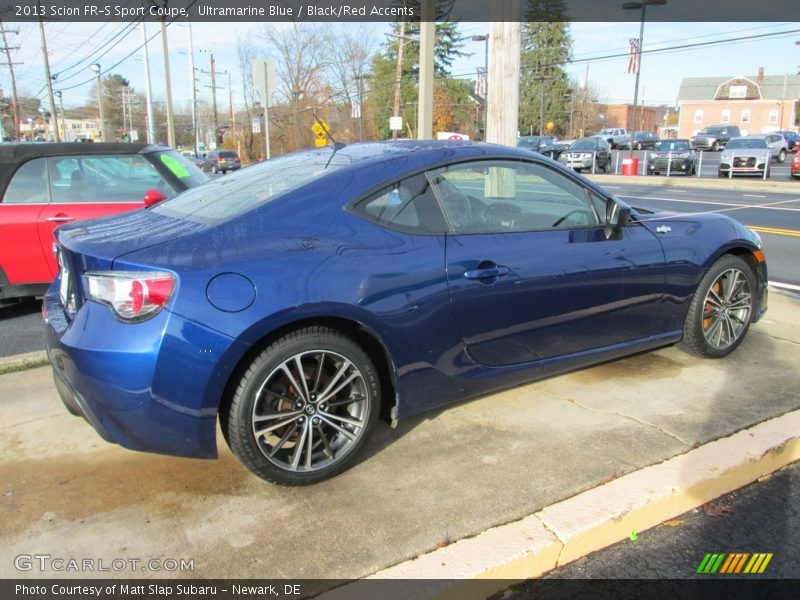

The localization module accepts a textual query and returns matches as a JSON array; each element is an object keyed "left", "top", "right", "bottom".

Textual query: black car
[
  {"left": 616, "top": 131, "right": 659, "bottom": 150},
  {"left": 647, "top": 139, "right": 697, "bottom": 176},
  {"left": 691, "top": 125, "right": 741, "bottom": 152},
  {"left": 202, "top": 149, "right": 241, "bottom": 174}
]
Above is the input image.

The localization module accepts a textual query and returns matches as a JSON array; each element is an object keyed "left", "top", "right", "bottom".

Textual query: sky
[{"left": 3, "top": 20, "right": 799, "bottom": 122}]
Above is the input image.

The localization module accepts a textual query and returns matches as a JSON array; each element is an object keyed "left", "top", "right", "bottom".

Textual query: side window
[
  {"left": 48, "top": 155, "right": 177, "bottom": 203},
  {"left": 2, "top": 158, "right": 49, "bottom": 204},
  {"left": 354, "top": 172, "right": 446, "bottom": 235},
  {"left": 429, "top": 160, "right": 603, "bottom": 234}
]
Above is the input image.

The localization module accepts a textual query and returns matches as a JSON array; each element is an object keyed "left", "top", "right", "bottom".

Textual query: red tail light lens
[{"left": 86, "top": 271, "right": 175, "bottom": 322}]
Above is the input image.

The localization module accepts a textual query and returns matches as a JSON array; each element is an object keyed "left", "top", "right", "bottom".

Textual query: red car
[
  {"left": 0, "top": 143, "right": 208, "bottom": 306},
  {"left": 792, "top": 152, "right": 800, "bottom": 179}
]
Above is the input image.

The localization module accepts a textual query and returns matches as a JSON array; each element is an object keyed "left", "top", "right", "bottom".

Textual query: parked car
[
  {"left": 558, "top": 137, "right": 611, "bottom": 172},
  {"left": 202, "top": 149, "right": 241, "bottom": 174},
  {"left": 776, "top": 130, "right": 800, "bottom": 152},
  {"left": 791, "top": 152, "right": 800, "bottom": 179},
  {"left": 516, "top": 135, "right": 564, "bottom": 160},
  {"left": 616, "top": 131, "right": 659, "bottom": 150},
  {"left": 751, "top": 133, "right": 789, "bottom": 163},
  {"left": 646, "top": 139, "right": 697, "bottom": 176},
  {"left": 45, "top": 141, "right": 767, "bottom": 485},
  {"left": 691, "top": 125, "right": 741, "bottom": 151},
  {"left": 0, "top": 143, "right": 208, "bottom": 306},
  {"left": 718, "top": 137, "right": 771, "bottom": 178},
  {"left": 591, "top": 128, "right": 628, "bottom": 149}
]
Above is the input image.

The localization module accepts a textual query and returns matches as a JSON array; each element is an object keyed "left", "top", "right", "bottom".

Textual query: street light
[
  {"left": 623, "top": 0, "right": 667, "bottom": 156},
  {"left": 90, "top": 63, "right": 106, "bottom": 142}
]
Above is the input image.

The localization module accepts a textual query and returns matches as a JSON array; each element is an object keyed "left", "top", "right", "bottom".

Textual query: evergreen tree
[{"left": 519, "top": 21, "right": 573, "bottom": 137}]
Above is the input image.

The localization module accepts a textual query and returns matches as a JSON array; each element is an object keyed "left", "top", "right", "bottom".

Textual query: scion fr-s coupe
[{"left": 44, "top": 141, "right": 767, "bottom": 485}]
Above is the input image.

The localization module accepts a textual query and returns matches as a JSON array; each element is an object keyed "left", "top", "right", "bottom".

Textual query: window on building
[
  {"left": 694, "top": 109, "right": 704, "bottom": 124},
  {"left": 721, "top": 110, "right": 731, "bottom": 123},
  {"left": 768, "top": 109, "right": 778, "bottom": 124},
  {"left": 741, "top": 110, "right": 751, "bottom": 123},
  {"left": 729, "top": 85, "right": 747, "bottom": 98}
]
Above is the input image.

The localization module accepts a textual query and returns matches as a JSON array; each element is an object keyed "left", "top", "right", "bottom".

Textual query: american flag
[
  {"left": 627, "top": 38, "right": 640, "bottom": 74},
  {"left": 351, "top": 100, "right": 361, "bottom": 119},
  {"left": 474, "top": 67, "right": 487, "bottom": 99}
]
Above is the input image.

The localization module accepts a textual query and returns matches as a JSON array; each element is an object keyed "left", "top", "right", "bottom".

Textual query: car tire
[
  {"left": 679, "top": 255, "right": 756, "bottom": 358},
  {"left": 691, "top": 165, "right": 696, "bottom": 176},
  {"left": 211, "top": 164, "right": 218, "bottom": 174},
  {"left": 718, "top": 170, "right": 726, "bottom": 178},
  {"left": 225, "top": 326, "right": 380, "bottom": 485},
  {"left": 777, "top": 150, "right": 786, "bottom": 163}
]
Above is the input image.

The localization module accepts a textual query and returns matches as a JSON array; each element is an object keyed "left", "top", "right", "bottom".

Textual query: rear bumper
[{"left": 44, "top": 285, "right": 240, "bottom": 459}]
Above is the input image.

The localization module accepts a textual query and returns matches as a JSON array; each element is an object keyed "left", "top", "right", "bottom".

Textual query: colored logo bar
[{"left": 696, "top": 553, "right": 773, "bottom": 574}]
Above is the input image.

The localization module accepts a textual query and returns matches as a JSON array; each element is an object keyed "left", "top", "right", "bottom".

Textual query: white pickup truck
[{"left": 592, "top": 128, "right": 628, "bottom": 149}]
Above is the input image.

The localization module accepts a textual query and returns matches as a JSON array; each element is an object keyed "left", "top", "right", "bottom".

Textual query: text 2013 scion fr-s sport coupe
[{"left": 44, "top": 141, "right": 767, "bottom": 485}]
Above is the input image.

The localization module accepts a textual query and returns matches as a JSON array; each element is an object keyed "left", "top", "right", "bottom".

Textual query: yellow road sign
[
  {"left": 314, "top": 137, "right": 328, "bottom": 147},
  {"left": 311, "top": 119, "right": 330, "bottom": 137}
]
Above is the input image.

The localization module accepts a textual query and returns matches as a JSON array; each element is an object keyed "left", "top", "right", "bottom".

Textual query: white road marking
[
  {"left": 743, "top": 194, "right": 767, "bottom": 198},
  {"left": 618, "top": 195, "right": 800, "bottom": 213},
  {"left": 769, "top": 281, "right": 800, "bottom": 292}
]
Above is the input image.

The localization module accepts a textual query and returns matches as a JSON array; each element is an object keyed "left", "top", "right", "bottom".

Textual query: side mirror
[
  {"left": 143, "top": 189, "right": 168, "bottom": 207},
  {"left": 605, "top": 197, "right": 631, "bottom": 239}
]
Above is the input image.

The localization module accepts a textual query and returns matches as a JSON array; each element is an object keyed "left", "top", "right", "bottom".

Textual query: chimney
[{"left": 757, "top": 67, "right": 764, "bottom": 81}]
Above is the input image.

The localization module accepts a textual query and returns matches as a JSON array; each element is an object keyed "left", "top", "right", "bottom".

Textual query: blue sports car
[{"left": 44, "top": 141, "right": 768, "bottom": 485}]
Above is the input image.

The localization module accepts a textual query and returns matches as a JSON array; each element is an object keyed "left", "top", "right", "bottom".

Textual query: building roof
[{"left": 678, "top": 75, "right": 800, "bottom": 102}]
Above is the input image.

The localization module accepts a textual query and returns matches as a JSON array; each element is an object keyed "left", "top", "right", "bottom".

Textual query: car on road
[
  {"left": 44, "top": 140, "right": 768, "bottom": 485},
  {"left": 792, "top": 152, "right": 800, "bottom": 179},
  {"left": 0, "top": 143, "right": 208, "bottom": 307},
  {"left": 202, "top": 149, "right": 241, "bottom": 174},
  {"left": 616, "top": 131, "right": 659, "bottom": 151},
  {"left": 776, "top": 130, "right": 800, "bottom": 152},
  {"left": 691, "top": 125, "right": 741, "bottom": 152},
  {"left": 557, "top": 137, "right": 611, "bottom": 172},
  {"left": 718, "top": 137, "right": 772, "bottom": 178},
  {"left": 646, "top": 139, "right": 696, "bottom": 176}
]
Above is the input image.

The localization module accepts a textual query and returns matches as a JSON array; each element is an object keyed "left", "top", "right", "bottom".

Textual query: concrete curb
[
  {"left": 585, "top": 173, "right": 800, "bottom": 194},
  {"left": 0, "top": 350, "right": 48, "bottom": 375},
  {"left": 323, "top": 410, "right": 800, "bottom": 599}
]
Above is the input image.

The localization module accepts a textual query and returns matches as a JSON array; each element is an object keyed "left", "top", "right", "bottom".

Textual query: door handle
[
  {"left": 464, "top": 265, "right": 510, "bottom": 280},
  {"left": 46, "top": 216, "right": 75, "bottom": 223}
]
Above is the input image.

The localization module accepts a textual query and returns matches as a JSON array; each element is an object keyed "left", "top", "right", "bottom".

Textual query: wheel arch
[{"left": 218, "top": 315, "right": 399, "bottom": 439}]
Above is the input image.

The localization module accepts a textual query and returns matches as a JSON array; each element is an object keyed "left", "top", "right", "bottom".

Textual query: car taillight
[{"left": 86, "top": 271, "right": 175, "bottom": 322}]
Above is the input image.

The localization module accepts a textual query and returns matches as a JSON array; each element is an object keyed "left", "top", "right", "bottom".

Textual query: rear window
[
  {"left": 219, "top": 151, "right": 238, "bottom": 159},
  {"left": 152, "top": 150, "right": 351, "bottom": 223},
  {"left": 155, "top": 150, "right": 208, "bottom": 188}
]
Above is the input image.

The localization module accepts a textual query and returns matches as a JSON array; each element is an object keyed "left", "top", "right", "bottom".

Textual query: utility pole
[
  {"left": 391, "top": 16, "right": 406, "bottom": 140},
  {"left": 37, "top": 2, "right": 60, "bottom": 142},
  {"left": 187, "top": 22, "right": 198, "bottom": 156},
  {"left": 228, "top": 70, "right": 235, "bottom": 127},
  {"left": 159, "top": 14, "right": 176, "bottom": 147},
  {"left": 141, "top": 22, "right": 156, "bottom": 144},
  {"left": 417, "top": 0, "right": 434, "bottom": 140},
  {"left": 0, "top": 17, "right": 22, "bottom": 141},
  {"left": 121, "top": 86, "right": 127, "bottom": 140},
  {"left": 485, "top": 7, "right": 521, "bottom": 147},
  {"left": 202, "top": 54, "right": 226, "bottom": 146}
]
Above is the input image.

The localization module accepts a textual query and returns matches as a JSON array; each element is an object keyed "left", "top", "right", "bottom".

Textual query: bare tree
[
  {"left": 258, "top": 22, "right": 330, "bottom": 150},
  {"left": 236, "top": 35, "right": 261, "bottom": 160}
]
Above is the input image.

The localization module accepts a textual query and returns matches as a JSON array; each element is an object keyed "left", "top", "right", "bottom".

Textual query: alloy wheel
[
  {"left": 250, "top": 350, "right": 370, "bottom": 473},
  {"left": 701, "top": 268, "right": 752, "bottom": 351}
]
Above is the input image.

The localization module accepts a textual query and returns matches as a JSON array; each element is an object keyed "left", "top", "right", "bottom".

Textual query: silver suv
[{"left": 754, "top": 133, "right": 789, "bottom": 163}]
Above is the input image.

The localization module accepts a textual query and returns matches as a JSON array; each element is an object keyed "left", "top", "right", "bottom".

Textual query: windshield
[
  {"left": 699, "top": 127, "right": 724, "bottom": 135},
  {"left": 569, "top": 139, "right": 596, "bottom": 151},
  {"left": 153, "top": 150, "right": 351, "bottom": 223},
  {"left": 155, "top": 150, "right": 208, "bottom": 188},
  {"left": 726, "top": 138, "right": 767, "bottom": 149},
  {"left": 517, "top": 137, "right": 543, "bottom": 148},
  {"left": 654, "top": 140, "right": 690, "bottom": 152}
]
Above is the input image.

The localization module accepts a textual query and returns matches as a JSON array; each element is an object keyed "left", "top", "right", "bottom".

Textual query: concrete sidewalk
[{"left": 1, "top": 294, "right": 798, "bottom": 594}]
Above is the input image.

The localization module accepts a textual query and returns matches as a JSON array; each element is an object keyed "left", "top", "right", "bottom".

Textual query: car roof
[{"left": 0, "top": 142, "right": 166, "bottom": 168}]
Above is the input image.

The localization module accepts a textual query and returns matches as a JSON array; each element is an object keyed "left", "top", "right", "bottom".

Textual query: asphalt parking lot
[{"left": 2, "top": 292, "right": 798, "bottom": 586}]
